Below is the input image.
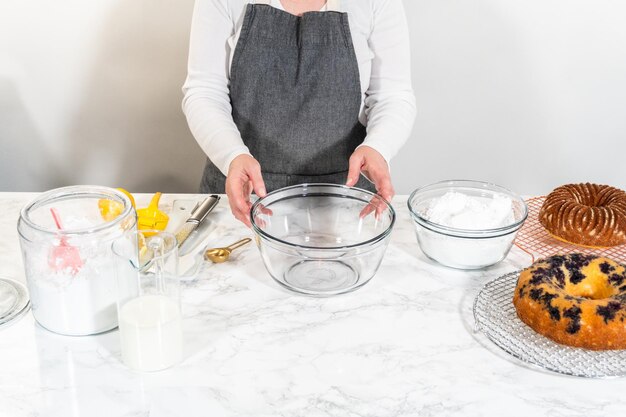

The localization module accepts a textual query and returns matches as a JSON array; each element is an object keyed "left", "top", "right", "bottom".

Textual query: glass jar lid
[{"left": 0, "top": 277, "right": 30, "bottom": 330}]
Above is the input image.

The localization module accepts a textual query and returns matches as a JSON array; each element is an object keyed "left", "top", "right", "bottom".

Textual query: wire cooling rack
[
  {"left": 514, "top": 196, "right": 626, "bottom": 264},
  {"left": 473, "top": 271, "right": 626, "bottom": 378}
]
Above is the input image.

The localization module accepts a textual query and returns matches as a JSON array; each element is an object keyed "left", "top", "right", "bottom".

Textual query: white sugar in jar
[{"left": 18, "top": 186, "right": 136, "bottom": 335}]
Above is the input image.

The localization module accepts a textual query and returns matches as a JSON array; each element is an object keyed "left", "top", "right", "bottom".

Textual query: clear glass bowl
[
  {"left": 407, "top": 180, "right": 528, "bottom": 269},
  {"left": 251, "top": 184, "right": 395, "bottom": 296}
]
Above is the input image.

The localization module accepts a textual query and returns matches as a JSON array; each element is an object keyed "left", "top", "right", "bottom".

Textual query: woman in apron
[{"left": 183, "top": 0, "right": 416, "bottom": 226}]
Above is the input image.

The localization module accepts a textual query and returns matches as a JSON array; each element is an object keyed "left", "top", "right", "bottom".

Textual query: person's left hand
[{"left": 346, "top": 146, "right": 395, "bottom": 202}]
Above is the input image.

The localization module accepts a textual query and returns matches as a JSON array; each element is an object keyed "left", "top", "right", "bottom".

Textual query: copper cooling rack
[{"left": 514, "top": 196, "right": 626, "bottom": 264}]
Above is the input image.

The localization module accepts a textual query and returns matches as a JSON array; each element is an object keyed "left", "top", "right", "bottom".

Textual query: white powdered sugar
[
  {"left": 413, "top": 191, "right": 520, "bottom": 269},
  {"left": 25, "top": 238, "right": 124, "bottom": 336},
  {"left": 423, "top": 191, "right": 514, "bottom": 230}
]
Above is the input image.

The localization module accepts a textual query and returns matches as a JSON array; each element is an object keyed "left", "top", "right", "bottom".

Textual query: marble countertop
[{"left": 1, "top": 192, "right": 624, "bottom": 417}]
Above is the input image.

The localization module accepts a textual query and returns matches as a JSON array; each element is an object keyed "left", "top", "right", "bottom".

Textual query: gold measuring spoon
[{"left": 204, "top": 238, "right": 252, "bottom": 263}]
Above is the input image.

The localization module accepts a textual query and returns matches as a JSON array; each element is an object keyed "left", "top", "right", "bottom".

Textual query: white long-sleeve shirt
[{"left": 182, "top": 0, "right": 416, "bottom": 176}]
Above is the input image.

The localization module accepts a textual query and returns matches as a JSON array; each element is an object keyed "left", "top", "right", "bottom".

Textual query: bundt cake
[
  {"left": 539, "top": 183, "right": 626, "bottom": 247},
  {"left": 513, "top": 253, "right": 626, "bottom": 350}
]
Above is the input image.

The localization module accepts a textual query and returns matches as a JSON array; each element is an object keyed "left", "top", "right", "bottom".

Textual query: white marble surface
[{"left": 1, "top": 192, "right": 625, "bottom": 417}]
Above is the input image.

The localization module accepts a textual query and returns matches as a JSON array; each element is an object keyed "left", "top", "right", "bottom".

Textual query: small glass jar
[{"left": 17, "top": 185, "right": 136, "bottom": 335}]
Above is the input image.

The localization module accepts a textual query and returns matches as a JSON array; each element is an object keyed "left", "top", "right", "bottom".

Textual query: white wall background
[{"left": 1, "top": 0, "right": 625, "bottom": 195}]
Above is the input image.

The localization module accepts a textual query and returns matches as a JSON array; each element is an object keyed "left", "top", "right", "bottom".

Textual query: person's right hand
[{"left": 225, "top": 154, "right": 267, "bottom": 227}]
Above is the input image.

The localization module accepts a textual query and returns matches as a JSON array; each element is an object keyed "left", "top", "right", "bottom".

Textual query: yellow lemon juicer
[
  {"left": 136, "top": 192, "right": 169, "bottom": 234},
  {"left": 98, "top": 189, "right": 167, "bottom": 261}
]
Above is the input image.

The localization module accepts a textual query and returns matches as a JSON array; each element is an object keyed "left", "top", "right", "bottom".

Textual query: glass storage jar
[{"left": 17, "top": 185, "right": 136, "bottom": 335}]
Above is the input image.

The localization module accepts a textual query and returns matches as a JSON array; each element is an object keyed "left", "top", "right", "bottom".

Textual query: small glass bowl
[
  {"left": 407, "top": 180, "right": 528, "bottom": 269},
  {"left": 250, "top": 184, "right": 395, "bottom": 296}
]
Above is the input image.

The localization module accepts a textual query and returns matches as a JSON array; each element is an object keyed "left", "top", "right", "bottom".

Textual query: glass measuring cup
[{"left": 112, "top": 230, "right": 183, "bottom": 372}]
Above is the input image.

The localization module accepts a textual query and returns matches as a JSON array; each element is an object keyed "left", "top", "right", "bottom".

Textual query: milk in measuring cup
[{"left": 118, "top": 294, "right": 183, "bottom": 371}]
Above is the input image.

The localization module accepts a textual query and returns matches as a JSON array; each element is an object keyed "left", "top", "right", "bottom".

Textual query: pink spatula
[{"left": 48, "top": 208, "right": 83, "bottom": 274}]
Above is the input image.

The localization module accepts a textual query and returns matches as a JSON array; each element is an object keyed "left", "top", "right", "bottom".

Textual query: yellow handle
[
  {"left": 137, "top": 192, "right": 169, "bottom": 232},
  {"left": 148, "top": 192, "right": 162, "bottom": 210}
]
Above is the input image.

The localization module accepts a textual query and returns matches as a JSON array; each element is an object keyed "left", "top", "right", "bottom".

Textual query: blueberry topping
[
  {"left": 530, "top": 262, "right": 565, "bottom": 288},
  {"left": 529, "top": 288, "right": 543, "bottom": 301},
  {"left": 569, "top": 270, "right": 586, "bottom": 285},
  {"left": 553, "top": 268, "right": 566, "bottom": 287},
  {"left": 596, "top": 301, "right": 622, "bottom": 324},
  {"left": 548, "top": 306, "right": 561, "bottom": 321},
  {"left": 609, "top": 273, "right": 625, "bottom": 287},
  {"left": 530, "top": 268, "right": 548, "bottom": 285},
  {"left": 564, "top": 254, "right": 595, "bottom": 285},
  {"left": 563, "top": 306, "right": 582, "bottom": 334},
  {"left": 528, "top": 288, "right": 561, "bottom": 321},
  {"left": 547, "top": 255, "right": 566, "bottom": 269},
  {"left": 600, "top": 262, "right": 615, "bottom": 274}
]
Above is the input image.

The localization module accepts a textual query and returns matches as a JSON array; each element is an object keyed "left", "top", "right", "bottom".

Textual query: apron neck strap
[
  {"left": 326, "top": 0, "right": 341, "bottom": 12},
  {"left": 252, "top": 0, "right": 341, "bottom": 11}
]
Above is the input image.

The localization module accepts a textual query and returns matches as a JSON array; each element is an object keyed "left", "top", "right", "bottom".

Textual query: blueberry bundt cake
[
  {"left": 513, "top": 253, "right": 626, "bottom": 350},
  {"left": 538, "top": 183, "right": 626, "bottom": 247}
]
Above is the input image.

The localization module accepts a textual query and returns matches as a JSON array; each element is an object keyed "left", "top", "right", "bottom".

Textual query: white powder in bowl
[
  {"left": 423, "top": 191, "right": 514, "bottom": 230},
  {"left": 413, "top": 191, "right": 520, "bottom": 269}
]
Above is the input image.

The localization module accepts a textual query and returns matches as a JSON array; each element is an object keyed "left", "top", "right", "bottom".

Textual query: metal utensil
[
  {"left": 175, "top": 195, "right": 220, "bottom": 248},
  {"left": 204, "top": 238, "right": 251, "bottom": 263}
]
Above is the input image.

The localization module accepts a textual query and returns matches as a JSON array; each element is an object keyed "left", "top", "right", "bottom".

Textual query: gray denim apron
[{"left": 200, "top": 0, "right": 374, "bottom": 193}]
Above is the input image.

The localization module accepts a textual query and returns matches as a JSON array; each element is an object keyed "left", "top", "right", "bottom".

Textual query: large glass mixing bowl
[{"left": 250, "top": 184, "right": 395, "bottom": 296}]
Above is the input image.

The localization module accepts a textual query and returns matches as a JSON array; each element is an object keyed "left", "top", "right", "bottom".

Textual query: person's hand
[
  {"left": 225, "top": 154, "right": 267, "bottom": 227},
  {"left": 346, "top": 146, "right": 395, "bottom": 202}
]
